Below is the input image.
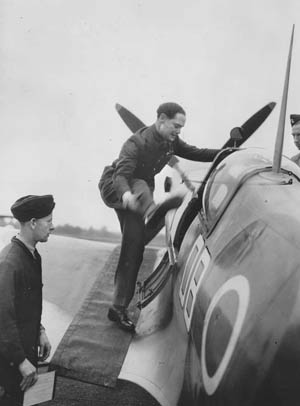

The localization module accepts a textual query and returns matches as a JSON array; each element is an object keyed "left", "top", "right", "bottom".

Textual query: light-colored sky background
[{"left": 0, "top": 0, "right": 299, "bottom": 231}]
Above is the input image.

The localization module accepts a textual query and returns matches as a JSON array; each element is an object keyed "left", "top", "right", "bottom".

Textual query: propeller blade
[
  {"left": 115, "top": 103, "right": 146, "bottom": 133},
  {"left": 222, "top": 101, "right": 276, "bottom": 149}
]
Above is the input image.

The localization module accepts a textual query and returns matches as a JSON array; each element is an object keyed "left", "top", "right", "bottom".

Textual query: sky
[{"left": 0, "top": 0, "right": 299, "bottom": 231}]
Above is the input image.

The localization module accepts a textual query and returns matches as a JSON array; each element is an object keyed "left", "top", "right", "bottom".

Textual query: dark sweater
[{"left": 0, "top": 237, "right": 43, "bottom": 388}]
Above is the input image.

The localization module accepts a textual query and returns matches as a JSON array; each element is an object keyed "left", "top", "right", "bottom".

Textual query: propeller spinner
[{"left": 222, "top": 102, "right": 276, "bottom": 149}]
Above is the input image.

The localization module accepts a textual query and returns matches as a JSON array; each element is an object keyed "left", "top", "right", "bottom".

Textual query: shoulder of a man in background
[{"left": 291, "top": 152, "right": 300, "bottom": 166}]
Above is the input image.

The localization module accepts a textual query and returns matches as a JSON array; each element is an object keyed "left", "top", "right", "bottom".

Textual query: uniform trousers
[
  {"left": 113, "top": 206, "right": 165, "bottom": 308},
  {"left": 112, "top": 177, "right": 167, "bottom": 308},
  {"left": 113, "top": 209, "right": 145, "bottom": 308},
  {"left": 0, "top": 383, "right": 23, "bottom": 406}
]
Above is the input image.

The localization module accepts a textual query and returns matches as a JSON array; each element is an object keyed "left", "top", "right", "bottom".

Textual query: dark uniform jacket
[
  {"left": 0, "top": 237, "right": 43, "bottom": 391},
  {"left": 99, "top": 124, "right": 219, "bottom": 208}
]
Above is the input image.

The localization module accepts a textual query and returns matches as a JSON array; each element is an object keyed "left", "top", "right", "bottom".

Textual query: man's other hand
[
  {"left": 18, "top": 358, "right": 37, "bottom": 391},
  {"left": 38, "top": 330, "right": 51, "bottom": 362}
]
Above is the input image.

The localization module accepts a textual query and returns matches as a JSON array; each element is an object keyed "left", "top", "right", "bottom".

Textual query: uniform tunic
[
  {"left": 99, "top": 124, "right": 219, "bottom": 208},
  {"left": 0, "top": 237, "right": 42, "bottom": 394}
]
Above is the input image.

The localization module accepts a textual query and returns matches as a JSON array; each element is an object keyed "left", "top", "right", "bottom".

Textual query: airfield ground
[
  {"left": 41, "top": 377, "right": 160, "bottom": 406},
  {"left": 39, "top": 236, "right": 161, "bottom": 406}
]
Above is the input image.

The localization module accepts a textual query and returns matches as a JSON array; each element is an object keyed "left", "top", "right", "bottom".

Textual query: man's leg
[
  {"left": 144, "top": 194, "right": 184, "bottom": 245},
  {"left": 129, "top": 178, "right": 183, "bottom": 244},
  {"left": 114, "top": 209, "right": 145, "bottom": 307},
  {"left": 108, "top": 209, "right": 145, "bottom": 331},
  {"left": 0, "top": 366, "right": 23, "bottom": 406},
  {"left": 0, "top": 380, "right": 23, "bottom": 406}
]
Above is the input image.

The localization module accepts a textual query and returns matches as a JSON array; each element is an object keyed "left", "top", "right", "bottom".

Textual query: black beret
[
  {"left": 10, "top": 195, "right": 55, "bottom": 222},
  {"left": 290, "top": 114, "right": 300, "bottom": 127}
]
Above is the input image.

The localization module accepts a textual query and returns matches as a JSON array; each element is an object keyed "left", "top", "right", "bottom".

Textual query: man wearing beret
[
  {"left": 290, "top": 114, "right": 300, "bottom": 166},
  {"left": 0, "top": 194, "right": 55, "bottom": 405},
  {"left": 99, "top": 102, "right": 220, "bottom": 332}
]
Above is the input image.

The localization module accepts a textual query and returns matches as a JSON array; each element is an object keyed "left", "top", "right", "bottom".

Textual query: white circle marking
[{"left": 201, "top": 275, "right": 250, "bottom": 395}]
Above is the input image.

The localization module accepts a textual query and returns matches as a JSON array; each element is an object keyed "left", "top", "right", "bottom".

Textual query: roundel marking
[{"left": 201, "top": 275, "right": 250, "bottom": 395}]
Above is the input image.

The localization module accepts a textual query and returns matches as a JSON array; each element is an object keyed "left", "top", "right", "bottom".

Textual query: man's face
[
  {"left": 292, "top": 130, "right": 300, "bottom": 150},
  {"left": 157, "top": 113, "right": 186, "bottom": 142},
  {"left": 33, "top": 214, "right": 55, "bottom": 243}
]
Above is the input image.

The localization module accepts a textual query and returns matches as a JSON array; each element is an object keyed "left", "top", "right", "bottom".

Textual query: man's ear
[
  {"left": 30, "top": 218, "right": 37, "bottom": 228},
  {"left": 158, "top": 113, "right": 168, "bottom": 122}
]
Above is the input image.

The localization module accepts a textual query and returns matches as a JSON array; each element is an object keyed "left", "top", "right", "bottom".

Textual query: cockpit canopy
[{"left": 202, "top": 148, "right": 300, "bottom": 230}]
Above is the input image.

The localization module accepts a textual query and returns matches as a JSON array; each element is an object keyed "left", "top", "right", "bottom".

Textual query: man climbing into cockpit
[{"left": 99, "top": 102, "right": 220, "bottom": 332}]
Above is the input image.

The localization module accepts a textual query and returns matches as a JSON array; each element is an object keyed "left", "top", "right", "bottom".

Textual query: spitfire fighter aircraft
[{"left": 114, "top": 26, "right": 300, "bottom": 406}]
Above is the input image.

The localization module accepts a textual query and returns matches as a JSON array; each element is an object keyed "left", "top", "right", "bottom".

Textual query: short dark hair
[{"left": 156, "top": 102, "right": 186, "bottom": 119}]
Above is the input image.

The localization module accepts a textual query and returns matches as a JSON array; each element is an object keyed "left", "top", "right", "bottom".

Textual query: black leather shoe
[
  {"left": 107, "top": 307, "right": 135, "bottom": 332},
  {"left": 146, "top": 194, "right": 184, "bottom": 227}
]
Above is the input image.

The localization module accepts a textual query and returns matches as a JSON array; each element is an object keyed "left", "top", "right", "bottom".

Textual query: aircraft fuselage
[{"left": 172, "top": 148, "right": 300, "bottom": 405}]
